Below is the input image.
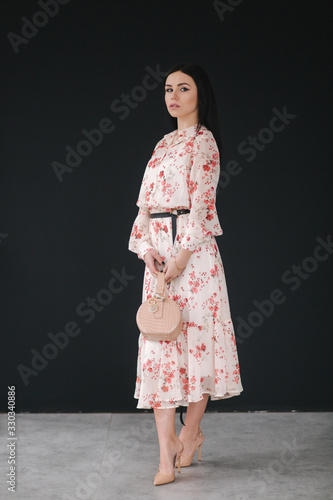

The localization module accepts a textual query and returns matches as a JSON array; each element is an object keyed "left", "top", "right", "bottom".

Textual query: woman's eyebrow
[{"left": 165, "top": 83, "right": 191, "bottom": 87}]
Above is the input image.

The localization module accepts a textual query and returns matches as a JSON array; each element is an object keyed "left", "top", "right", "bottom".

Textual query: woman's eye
[{"left": 165, "top": 87, "right": 189, "bottom": 93}]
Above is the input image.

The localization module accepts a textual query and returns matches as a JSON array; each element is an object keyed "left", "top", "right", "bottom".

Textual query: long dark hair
[{"left": 163, "top": 62, "right": 222, "bottom": 155}]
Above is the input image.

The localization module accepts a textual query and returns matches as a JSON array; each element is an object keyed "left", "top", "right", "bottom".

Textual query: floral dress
[{"left": 128, "top": 123, "right": 243, "bottom": 409}]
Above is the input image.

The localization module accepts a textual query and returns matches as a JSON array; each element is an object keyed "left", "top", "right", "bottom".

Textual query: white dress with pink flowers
[{"left": 128, "top": 123, "right": 243, "bottom": 409}]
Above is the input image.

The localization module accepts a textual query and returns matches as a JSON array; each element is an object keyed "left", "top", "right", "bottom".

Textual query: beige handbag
[{"left": 136, "top": 271, "right": 183, "bottom": 341}]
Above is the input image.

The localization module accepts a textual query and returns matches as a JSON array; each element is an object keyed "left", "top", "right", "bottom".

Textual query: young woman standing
[{"left": 129, "top": 63, "right": 243, "bottom": 486}]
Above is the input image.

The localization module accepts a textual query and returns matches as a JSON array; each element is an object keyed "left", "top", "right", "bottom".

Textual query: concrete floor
[{"left": 0, "top": 412, "right": 332, "bottom": 500}]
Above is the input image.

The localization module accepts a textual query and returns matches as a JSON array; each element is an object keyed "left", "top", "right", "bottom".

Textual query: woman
[{"left": 128, "top": 62, "right": 243, "bottom": 486}]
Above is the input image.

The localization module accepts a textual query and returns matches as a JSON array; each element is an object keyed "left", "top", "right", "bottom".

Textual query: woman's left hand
[{"left": 162, "top": 259, "right": 185, "bottom": 283}]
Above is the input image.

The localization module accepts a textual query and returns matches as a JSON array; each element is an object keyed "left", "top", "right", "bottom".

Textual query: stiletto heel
[
  {"left": 198, "top": 442, "right": 202, "bottom": 461},
  {"left": 176, "top": 440, "right": 182, "bottom": 474},
  {"left": 154, "top": 439, "right": 184, "bottom": 486},
  {"left": 177, "top": 428, "right": 205, "bottom": 468}
]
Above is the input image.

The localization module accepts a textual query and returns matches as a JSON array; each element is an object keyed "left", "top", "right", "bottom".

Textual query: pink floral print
[{"left": 129, "top": 123, "right": 243, "bottom": 409}]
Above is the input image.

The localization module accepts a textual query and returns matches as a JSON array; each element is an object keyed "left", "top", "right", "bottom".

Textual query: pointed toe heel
[
  {"left": 154, "top": 439, "right": 184, "bottom": 486},
  {"left": 154, "top": 470, "right": 175, "bottom": 486}
]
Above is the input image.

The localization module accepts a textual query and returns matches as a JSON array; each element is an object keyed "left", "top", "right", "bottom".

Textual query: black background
[{"left": 1, "top": 0, "right": 332, "bottom": 412}]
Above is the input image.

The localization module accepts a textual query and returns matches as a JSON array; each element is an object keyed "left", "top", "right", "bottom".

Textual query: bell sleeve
[
  {"left": 128, "top": 205, "right": 154, "bottom": 261},
  {"left": 180, "top": 133, "right": 223, "bottom": 252}
]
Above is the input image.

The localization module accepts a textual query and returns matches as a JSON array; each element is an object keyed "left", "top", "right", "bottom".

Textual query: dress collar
[{"left": 163, "top": 123, "right": 205, "bottom": 146}]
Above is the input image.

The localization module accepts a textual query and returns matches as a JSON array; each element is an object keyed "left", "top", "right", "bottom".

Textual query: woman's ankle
[
  {"left": 179, "top": 424, "right": 200, "bottom": 439},
  {"left": 159, "top": 433, "right": 179, "bottom": 449},
  {"left": 159, "top": 436, "right": 180, "bottom": 466}
]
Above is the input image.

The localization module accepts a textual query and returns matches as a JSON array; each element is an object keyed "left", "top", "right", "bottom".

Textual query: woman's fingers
[
  {"left": 144, "top": 249, "right": 165, "bottom": 277},
  {"left": 145, "top": 253, "right": 158, "bottom": 277},
  {"left": 145, "top": 251, "right": 181, "bottom": 281},
  {"left": 163, "top": 260, "right": 181, "bottom": 282}
]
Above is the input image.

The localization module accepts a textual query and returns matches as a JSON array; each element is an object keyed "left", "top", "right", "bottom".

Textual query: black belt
[{"left": 150, "top": 209, "right": 190, "bottom": 243}]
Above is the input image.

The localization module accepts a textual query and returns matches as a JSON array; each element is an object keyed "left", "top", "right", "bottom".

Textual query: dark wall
[{"left": 1, "top": 0, "right": 332, "bottom": 412}]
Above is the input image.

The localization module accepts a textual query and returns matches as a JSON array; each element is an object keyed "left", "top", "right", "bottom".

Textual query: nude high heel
[
  {"left": 176, "top": 428, "right": 205, "bottom": 468},
  {"left": 154, "top": 438, "right": 184, "bottom": 486}
]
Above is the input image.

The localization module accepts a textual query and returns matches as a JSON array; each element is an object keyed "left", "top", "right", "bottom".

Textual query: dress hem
[{"left": 134, "top": 389, "right": 243, "bottom": 410}]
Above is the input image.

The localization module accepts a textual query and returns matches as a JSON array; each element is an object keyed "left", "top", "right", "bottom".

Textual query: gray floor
[{"left": 0, "top": 412, "right": 332, "bottom": 500}]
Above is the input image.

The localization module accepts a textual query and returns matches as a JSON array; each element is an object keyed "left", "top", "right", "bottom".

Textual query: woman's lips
[{"left": 170, "top": 104, "right": 180, "bottom": 108}]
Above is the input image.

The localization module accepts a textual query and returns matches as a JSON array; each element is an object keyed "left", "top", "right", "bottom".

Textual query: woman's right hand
[{"left": 143, "top": 249, "right": 165, "bottom": 278}]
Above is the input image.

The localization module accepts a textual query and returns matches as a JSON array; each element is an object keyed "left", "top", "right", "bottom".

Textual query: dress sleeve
[
  {"left": 128, "top": 206, "right": 154, "bottom": 261},
  {"left": 180, "top": 133, "right": 223, "bottom": 252},
  {"left": 128, "top": 137, "right": 165, "bottom": 260}
]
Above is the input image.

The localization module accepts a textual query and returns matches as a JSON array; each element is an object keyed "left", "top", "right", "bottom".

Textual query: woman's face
[{"left": 165, "top": 71, "right": 198, "bottom": 125}]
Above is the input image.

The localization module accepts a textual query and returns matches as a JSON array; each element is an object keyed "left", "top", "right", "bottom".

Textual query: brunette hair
[{"left": 163, "top": 62, "right": 222, "bottom": 155}]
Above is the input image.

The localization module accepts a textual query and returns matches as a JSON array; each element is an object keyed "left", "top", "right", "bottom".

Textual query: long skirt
[{"left": 134, "top": 209, "right": 244, "bottom": 409}]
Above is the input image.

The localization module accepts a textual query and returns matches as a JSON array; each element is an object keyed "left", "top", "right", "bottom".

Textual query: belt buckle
[{"left": 168, "top": 208, "right": 177, "bottom": 216}]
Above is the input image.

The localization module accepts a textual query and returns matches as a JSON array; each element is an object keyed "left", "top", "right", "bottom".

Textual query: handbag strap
[{"left": 156, "top": 271, "right": 167, "bottom": 296}]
